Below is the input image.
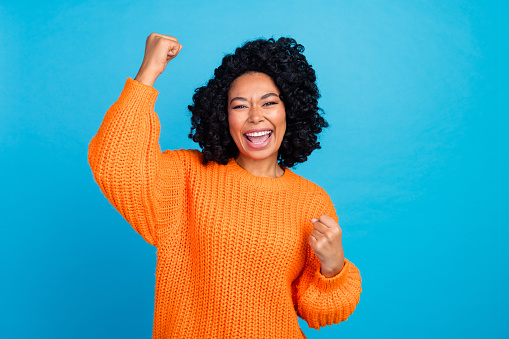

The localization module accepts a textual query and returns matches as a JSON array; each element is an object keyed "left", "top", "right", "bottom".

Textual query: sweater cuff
[
  {"left": 117, "top": 78, "right": 159, "bottom": 109},
  {"left": 313, "top": 259, "right": 351, "bottom": 292}
]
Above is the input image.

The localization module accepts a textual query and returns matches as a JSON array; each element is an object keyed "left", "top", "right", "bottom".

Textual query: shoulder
[
  {"left": 286, "top": 169, "right": 330, "bottom": 197},
  {"left": 286, "top": 169, "right": 337, "bottom": 220},
  {"left": 161, "top": 149, "right": 203, "bottom": 163},
  {"left": 161, "top": 149, "right": 227, "bottom": 174}
]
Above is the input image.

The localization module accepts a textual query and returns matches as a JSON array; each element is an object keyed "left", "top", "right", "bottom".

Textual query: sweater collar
[{"left": 226, "top": 158, "right": 297, "bottom": 190}]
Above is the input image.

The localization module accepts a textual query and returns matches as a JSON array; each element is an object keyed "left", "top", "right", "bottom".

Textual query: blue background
[{"left": 1, "top": 0, "right": 508, "bottom": 338}]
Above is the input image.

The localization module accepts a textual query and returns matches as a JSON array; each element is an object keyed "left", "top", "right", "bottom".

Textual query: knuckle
[{"left": 325, "top": 232, "right": 334, "bottom": 241}]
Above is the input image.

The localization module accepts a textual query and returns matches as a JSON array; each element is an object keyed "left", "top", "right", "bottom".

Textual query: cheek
[
  {"left": 228, "top": 114, "right": 242, "bottom": 140},
  {"left": 227, "top": 115, "right": 235, "bottom": 133},
  {"left": 277, "top": 110, "right": 287, "bottom": 135},
  {"left": 278, "top": 121, "right": 287, "bottom": 144}
]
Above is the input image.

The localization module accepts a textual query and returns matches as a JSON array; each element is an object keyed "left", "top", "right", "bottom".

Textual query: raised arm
[{"left": 88, "top": 34, "right": 184, "bottom": 246}]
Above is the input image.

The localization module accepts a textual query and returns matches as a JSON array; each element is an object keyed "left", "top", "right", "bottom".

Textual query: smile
[
  {"left": 243, "top": 130, "right": 273, "bottom": 148},
  {"left": 244, "top": 130, "right": 272, "bottom": 142}
]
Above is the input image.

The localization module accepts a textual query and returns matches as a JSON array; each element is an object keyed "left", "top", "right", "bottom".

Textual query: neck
[{"left": 234, "top": 154, "right": 284, "bottom": 178}]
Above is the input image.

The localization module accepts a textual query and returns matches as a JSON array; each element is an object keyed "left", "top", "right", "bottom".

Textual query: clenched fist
[
  {"left": 135, "top": 33, "right": 183, "bottom": 87},
  {"left": 309, "top": 215, "right": 345, "bottom": 278}
]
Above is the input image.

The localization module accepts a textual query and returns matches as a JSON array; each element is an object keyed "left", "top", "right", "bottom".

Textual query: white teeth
[{"left": 245, "top": 130, "right": 271, "bottom": 137}]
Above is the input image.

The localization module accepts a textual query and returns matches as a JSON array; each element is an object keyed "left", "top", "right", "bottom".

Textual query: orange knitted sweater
[{"left": 88, "top": 78, "right": 361, "bottom": 338}]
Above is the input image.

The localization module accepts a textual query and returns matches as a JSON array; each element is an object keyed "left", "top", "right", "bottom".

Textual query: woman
[{"left": 89, "top": 33, "right": 361, "bottom": 338}]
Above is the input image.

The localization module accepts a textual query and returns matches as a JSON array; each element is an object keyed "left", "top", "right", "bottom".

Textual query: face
[{"left": 228, "top": 72, "right": 286, "bottom": 165}]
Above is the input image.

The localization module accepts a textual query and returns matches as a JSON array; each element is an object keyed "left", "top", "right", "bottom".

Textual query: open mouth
[{"left": 244, "top": 130, "right": 273, "bottom": 145}]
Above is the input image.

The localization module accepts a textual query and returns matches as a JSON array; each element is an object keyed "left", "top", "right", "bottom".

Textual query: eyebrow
[{"left": 229, "top": 93, "right": 279, "bottom": 104}]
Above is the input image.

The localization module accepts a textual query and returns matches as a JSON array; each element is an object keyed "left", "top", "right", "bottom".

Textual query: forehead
[{"left": 228, "top": 72, "right": 280, "bottom": 97}]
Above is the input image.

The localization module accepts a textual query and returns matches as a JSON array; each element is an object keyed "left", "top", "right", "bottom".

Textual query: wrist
[
  {"left": 134, "top": 67, "right": 159, "bottom": 87},
  {"left": 320, "top": 260, "right": 345, "bottom": 278}
]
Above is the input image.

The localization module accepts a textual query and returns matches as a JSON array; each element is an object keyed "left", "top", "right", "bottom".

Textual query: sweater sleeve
[
  {"left": 88, "top": 78, "right": 186, "bottom": 246},
  {"left": 292, "top": 192, "right": 362, "bottom": 330}
]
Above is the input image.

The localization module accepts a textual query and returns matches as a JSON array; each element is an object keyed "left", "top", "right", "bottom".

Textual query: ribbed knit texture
[{"left": 88, "top": 78, "right": 362, "bottom": 339}]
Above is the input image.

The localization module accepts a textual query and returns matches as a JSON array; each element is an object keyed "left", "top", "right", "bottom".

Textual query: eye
[
  {"left": 232, "top": 104, "right": 247, "bottom": 109},
  {"left": 263, "top": 101, "right": 278, "bottom": 106}
]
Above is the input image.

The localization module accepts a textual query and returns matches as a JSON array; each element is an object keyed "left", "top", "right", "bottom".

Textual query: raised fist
[{"left": 135, "top": 33, "right": 183, "bottom": 87}]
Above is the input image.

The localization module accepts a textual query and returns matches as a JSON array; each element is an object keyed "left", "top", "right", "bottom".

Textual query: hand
[
  {"left": 309, "top": 215, "right": 345, "bottom": 278},
  {"left": 134, "top": 33, "right": 183, "bottom": 87}
]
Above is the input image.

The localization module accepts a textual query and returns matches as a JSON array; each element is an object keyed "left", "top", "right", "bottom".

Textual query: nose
[{"left": 248, "top": 106, "right": 264, "bottom": 123}]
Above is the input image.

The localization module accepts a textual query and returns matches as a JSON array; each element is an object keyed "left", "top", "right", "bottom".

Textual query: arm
[
  {"left": 88, "top": 34, "right": 184, "bottom": 246},
  {"left": 292, "top": 192, "right": 362, "bottom": 329}
]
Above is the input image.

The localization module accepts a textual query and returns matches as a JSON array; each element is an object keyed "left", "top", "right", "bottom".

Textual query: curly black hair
[{"left": 188, "top": 37, "right": 328, "bottom": 168}]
